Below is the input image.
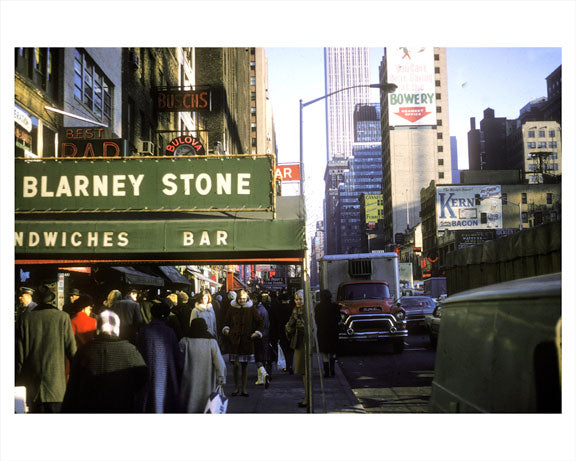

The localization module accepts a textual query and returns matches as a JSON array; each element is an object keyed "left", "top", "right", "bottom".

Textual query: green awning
[
  {"left": 158, "top": 266, "right": 192, "bottom": 285},
  {"left": 110, "top": 266, "right": 165, "bottom": 286},
  {"left": 15, "top": 197, "right": 307, "bottom": 263}
]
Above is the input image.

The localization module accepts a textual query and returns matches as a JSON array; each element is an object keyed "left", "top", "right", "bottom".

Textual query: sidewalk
[{"left": 220, "top": 354, "right": 365, "bottom": 414}]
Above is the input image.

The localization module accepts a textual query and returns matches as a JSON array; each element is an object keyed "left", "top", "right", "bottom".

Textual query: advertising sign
[
  {"left": 15, "top": 217, "right": 304, "bottom": 254},
  {"left": 15, "top": 156, "right": 274, "bottom": 213},
  {"left": 386, "top": 47, "right": 436, "bottom": 126},
  {"left": 275, "top": 163, "right": 301, "bottom": 182},
  {"left": 436, "top": 185, "right": 502, "bottom": 231},
  {"left": 60, "top": 139, "right": 127, "bottom": 158},
  {"left": 363, "top": 194, "right": 383, "bottom": 223},
  {"left": 156, "top": 88, "right": 217, "bottom": 113}
]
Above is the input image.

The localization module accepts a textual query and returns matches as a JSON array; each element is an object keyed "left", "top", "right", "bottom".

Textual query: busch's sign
[{"left": 436, "top": 185, "right": 502, "bottom": 231}]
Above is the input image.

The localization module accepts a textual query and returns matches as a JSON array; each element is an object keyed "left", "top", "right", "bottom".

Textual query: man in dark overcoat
[
  {"left": 16, "top": 286, "right": 77, "bottom": 412},
  {"left": 109, "top": 287, "right": 144, "bottom": 343}
]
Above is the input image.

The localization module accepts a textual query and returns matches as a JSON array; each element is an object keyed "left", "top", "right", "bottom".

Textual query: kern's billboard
[
  {"left": 387, "top": 47, "right": 436, "bottom": 126},
  {"left": 436, "top": 185, "right": 503, "bottom": 231}
]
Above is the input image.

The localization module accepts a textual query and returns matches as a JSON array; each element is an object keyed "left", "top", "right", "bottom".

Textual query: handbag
[
  {"left": 203, "top": 385, "right": 228, "bottom": 414},
  {"left": 277, "top": 344, "right": 286, "bottom": 370}
]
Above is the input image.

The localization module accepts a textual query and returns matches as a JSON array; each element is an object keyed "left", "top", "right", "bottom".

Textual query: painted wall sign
[
  {"left": 436, "top": 185, "right": 502, "bottom": 231},
  {"left": 60, "top": 139, "right": 127, "bottom": 158},
  {"left": 14, "top": 217, "right": 304, "bottom": 254},
  {"left": 63, "top": 127, "right": 111, "bottom": 139},
  {"left": 166, "top": 135, "right": 206, "bottom": 155},
  {"left": 15, "top": 156, "right": 274, "bottom": 212},
  {"left": 387, "top": 47, "right": 436, "bottom": 126},
  {"left": 275, "top": 163, "right": 301, "bottom": 181},
  {"left": 156, "top": 89, "right": 216, "bottom": 113}
]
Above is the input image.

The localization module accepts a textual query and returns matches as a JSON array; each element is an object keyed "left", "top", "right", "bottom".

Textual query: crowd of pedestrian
[{"left": 15, "top": 282, "right": 342, "bottom": 413}]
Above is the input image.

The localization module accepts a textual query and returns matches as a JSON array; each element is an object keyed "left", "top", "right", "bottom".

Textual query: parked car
[
  {"left": 396, "top": 296, "right": 435, "bottom": 329},
  {"left": 424, "top": 303, "right": 442, "bottom": 348}
]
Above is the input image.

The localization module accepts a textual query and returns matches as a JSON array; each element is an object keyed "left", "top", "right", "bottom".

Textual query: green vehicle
[{"left": 429, "top": 272, "right": 561, "bottom": 413}]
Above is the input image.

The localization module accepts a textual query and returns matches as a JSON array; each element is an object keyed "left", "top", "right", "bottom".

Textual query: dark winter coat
[
  {"left": 314, "top": 300, "right": 341, "bottom": 353},
  {"left": 253, "top": 302, "right": 273, "bottom": 362},
  {"left": 222, "top": 299, "right": 264, "bottom": 356},
  {"left": 136, "top": 319, "right": 184, "bottom": 413},
  {"left": 109, "top": 298, "right": 143, "bottom": 343},
  {"left": 16, "top": 303, "right": 77, "bottom": 407},
  {"left": 285, "top": 305, "right": 306, "bottom": 350},
  {"left": 62, "top": 335, "right": 147, "bottom": 413}
]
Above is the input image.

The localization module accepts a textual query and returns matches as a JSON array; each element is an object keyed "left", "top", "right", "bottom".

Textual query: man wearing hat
[
  {"left": 62, "top": 288, "right": 81, "bottom": 317},
  {"left": 15, "top": 286, "right": 77, "bottom": 413},
  {"left": 15, "top": 287, "right": 37, "bottom": 323}
]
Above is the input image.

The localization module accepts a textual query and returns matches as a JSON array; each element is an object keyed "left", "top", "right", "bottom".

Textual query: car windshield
[{"left": 341, "top": 283, "right": 390, "bottom": 300}]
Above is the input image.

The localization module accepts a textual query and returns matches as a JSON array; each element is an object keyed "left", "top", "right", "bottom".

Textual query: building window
[
  {"left": 502, "top": 193, "right": 507, "bottom": 205},
  {"left": 522, "top": 212, "right": 528, "bottom": 223},
  {"left": 438, "top": 145, "right": 443, "bottom": 152},
  {"left": 436, "top": 106, "right": 442, "bottom": 113},
  {"left": 437, "top": 119, "right": 442, "bottom": 126},
  {"left": 435, "top": 80, "right": 440, "bottom": 87},
  {"left": 438, "top": 172, "right": 444, "bottom": 179},
  {"left": 549, "top": 130, "right": 555, "bottom": 137},
  {"left": 549, "top": 141, "right": 557, "bottom": 148},
  {"left": 538, "top": 130, "right": 545, "bottom": 137},
  {"left": 74, "top": 49, "right": 113, "bottom": 124},
  {"left": 521, "top": 193, "right": 527, "bottom": 204},
  {"left": 251, "top": 107, "right": 256, "bottom": 115},
  {"left": 436, "top": 93, "right": 441, "bottom": 100},
  {"left": 527, "top": 142, "right": 536, "bottom": 148},
  {"left": 438, "top": 158, "right": 444, "bottom": 166},
  {"left": 528, "top": 131, "right": 535, "bottom": 137},
  {"left": 434, "top": 54, "right": 439, "bottom": 60},
  {"left": 437, "top": 132, "right": 443, "bottom": 139},
  {"left": 435, "top": 67, "right": 440, "bottom": 73},
  {"left": 538, "top": 141, "right": 547, "bottom": 148},
  {"left": 547, "top": 193, "right": 553, "bottom": 204}
]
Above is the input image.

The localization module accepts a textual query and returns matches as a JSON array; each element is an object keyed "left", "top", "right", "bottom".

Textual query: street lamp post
[
  {"left": 298, "top": 82, "right": 397, "bottom": 412},
  {"left": 504, "top": 199, "right": 523, "bottom": 231}
]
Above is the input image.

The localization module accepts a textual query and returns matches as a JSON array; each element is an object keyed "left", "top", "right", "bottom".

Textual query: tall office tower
[
  {"left": 249, "top": 48, "right": 276, "bottom": 156},
  {"left": 324, "top": 156, "right": 349, "bottom": 254},
  {"left": 379, "top": 47, "right": 451, "bottom": 246},
  {"left": 324, "top": 47, "right": 371, "bottom": 161},
  {"left": 309, "top": 220, "right": 325, "bottom": 287},
  {"left": 467, "top": 117, "right": 483, "bottom": 170},
  {"left": 335, "top": 103, "right": 383, "bottom": 254},
  {"left": 450, "top": 136, "right": 460, "bottom": 184}
]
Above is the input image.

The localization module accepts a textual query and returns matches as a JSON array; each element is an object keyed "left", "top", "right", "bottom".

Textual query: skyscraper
[
  {"left": 379, "top": 47, "right": 451, "bottom": 245},
  {"left": 324, "top": 47, "right": 370, "bottom": 161}
]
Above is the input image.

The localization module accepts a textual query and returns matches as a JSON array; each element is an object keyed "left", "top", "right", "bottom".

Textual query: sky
[
  {"left": 266, "top": 47, "right": 562, "bottom": 240},
  {"left": 1, "top": 2, "right": 574, "bottom": 461}
]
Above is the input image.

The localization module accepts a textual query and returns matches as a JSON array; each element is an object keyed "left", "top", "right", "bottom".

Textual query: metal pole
[
  {"left": 299, "top": 99, "right": 305, "bottom": 196},
  {"left": 518, "top": 202, "right": 523, "bottom": 231}
]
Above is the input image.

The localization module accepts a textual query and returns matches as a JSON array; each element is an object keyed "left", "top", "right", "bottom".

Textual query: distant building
[
  {"left": 324, "top": 156, "right": 349, "bottom": 255},
  {"left": 309, "top": 221, "right": 324, "bottom": 288},
  {"left": 324, "top": 47, "right": 371, "bottom": 161},
  {"left": 379, "top": 47, "right": 451, "bottom": 247},
  {"left": 450, "top": 136, "right": 460, "bottom": 184}
]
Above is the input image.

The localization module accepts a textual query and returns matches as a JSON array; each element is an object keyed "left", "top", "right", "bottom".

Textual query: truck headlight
[{"left": 395, "top": 311, "right": 405, "bottom": 321}]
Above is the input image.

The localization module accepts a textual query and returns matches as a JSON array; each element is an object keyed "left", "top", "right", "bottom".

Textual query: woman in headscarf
[
  {"left": 285, "top": 290, "right": 308, "bottom": 408},
  {"left": 221, "top": 289, "right": 264, "bottom": 396},
  {"left": 179, "top": 317, "right": 226, "bottom": 413},
  {"left": 136, "top": 299, "right": 184, "bottom": 413},
  {"left": 62, "top": 310, "right": 148, "bottom": 413}
]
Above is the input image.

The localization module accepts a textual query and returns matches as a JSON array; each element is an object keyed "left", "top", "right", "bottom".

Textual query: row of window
[
  {"left": 527, "top": 141, "right": 558, "bottom": 148},
  {"left": 503, "top": 192, "right": 555, "bottom": 205},
  {"left": 527, "top": 130, "right": 556, "bottom": 138},
  {"left": 528, "top": 163, "right": 560, "bottom": 171}
]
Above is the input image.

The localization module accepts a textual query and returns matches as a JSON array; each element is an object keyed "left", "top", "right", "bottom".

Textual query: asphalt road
[{"left": 336, "top": 328, "right": 436, "bottom": 413}]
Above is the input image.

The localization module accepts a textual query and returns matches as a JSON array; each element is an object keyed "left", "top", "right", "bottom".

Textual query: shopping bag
[
  {"left": 277, "top": 344, "right": 286, "bottom": 370},
  {"left": 203, "top": 385, "right": 228, "bottom": 414}
]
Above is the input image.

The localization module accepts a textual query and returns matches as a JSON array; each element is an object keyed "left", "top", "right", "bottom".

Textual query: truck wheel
[{"left": 392, "top": 340, "right": 405, "bottom": 353}]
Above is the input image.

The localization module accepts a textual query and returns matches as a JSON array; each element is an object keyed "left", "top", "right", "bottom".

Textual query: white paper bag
[{"left": 203, "top": 385, "right": 228, "bottom": 414}]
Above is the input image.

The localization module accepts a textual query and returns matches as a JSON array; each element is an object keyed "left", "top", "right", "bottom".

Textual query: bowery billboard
[
  {"left": 436, "top": 185, "right": 502, "bottom": 231},
  {"left": 387, "top": 47, "right": 436, "bottom": 126},
  {"left": 15, "top": 155, "right": 275, "bottom": 213}
]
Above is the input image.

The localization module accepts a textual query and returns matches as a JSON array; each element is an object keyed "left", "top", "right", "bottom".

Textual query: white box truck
[{"left": 319, "top": 253, "right": 407, "bottom": 352}]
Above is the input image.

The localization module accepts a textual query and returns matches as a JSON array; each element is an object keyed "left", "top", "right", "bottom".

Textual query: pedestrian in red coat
[{"left": 70, "top": 294, "right": 97, "bottom": 346}]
